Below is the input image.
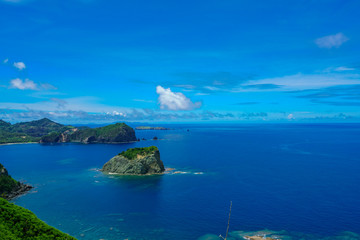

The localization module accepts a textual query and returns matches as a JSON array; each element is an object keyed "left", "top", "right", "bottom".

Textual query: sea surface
[{"left": 1, "top": 124, "right": 360, "bottom": 240}]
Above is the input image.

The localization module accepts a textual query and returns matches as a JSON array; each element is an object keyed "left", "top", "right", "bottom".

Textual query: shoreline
[
  {"left": 0, "top": 140, "right": 138, "bottom": 146},
  {"left": 0, "top": 142, "right": 38, "bottom": 146},
  {"left": 5, "top": 183, "right": 33, "bottom": 200}
]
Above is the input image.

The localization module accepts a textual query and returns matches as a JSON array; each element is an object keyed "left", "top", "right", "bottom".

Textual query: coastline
[
  {"left": 0, "top": 142, "right": 38, "bottom": 146},
  {"left": 4, "top": 183, "right": 33, "bottom": 200}
]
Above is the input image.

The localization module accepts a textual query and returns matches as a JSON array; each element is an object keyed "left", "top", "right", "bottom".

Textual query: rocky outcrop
[
  {"left": 0, "top": 163, "right": 32, "bottom": 200},
  {"left": 102, "top": 146, "right": 165, "bottom": 175}
]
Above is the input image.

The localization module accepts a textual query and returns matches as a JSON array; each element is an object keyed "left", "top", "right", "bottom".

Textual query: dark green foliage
[
  {"left": 1, "top": 118, "right": 136, "bottom": 144},
  {"left": 0, "top": 163, "right": 20, "bottom": 198},
  {"left": 0, "top": 198, "right": 76, "bottom": 240},
  {"left": 57, "top": 122, "right": 137, "bottom": 143},
  {"left": 118, "top": 146, "right": 158, "bottom": 160},
  {"left": 0, "top": 118, "right": 72, "bottom": 144},
  {"left": 11, "top": 118, "right": 73, "bottom": 138},
  {"left": 40, "top": 132, "right": 61, "bottom": 143}
]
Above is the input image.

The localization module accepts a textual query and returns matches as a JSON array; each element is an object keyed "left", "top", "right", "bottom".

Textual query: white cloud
[
  {"left": 8, "top": 78, "right": 56, "bottom": 91},
  {"left": 106, "top": 111, "right": 127, "bottom": 117},
  {"left": 287, "top": 114, "right": 295, "bottom": 120},
  {"left": 13, "top": 61, "right": 26, "bottom": 70},
  {"left": 334, "top": 66, "right": 355, "bottom": 71},
  {"left": 156, "top": 85, "right": 202, "bottom": 111},
  {"left": 40, "top": 83, "right": 57, "bottom": 90},
  {"left": 3, "top": 59, "right": 8, "bottom": 64},
  {"left": 133, "top": 99, "right": 154, "bottom": 103},
  {"left": 241, "top": 73, "right": 360, "bottom": 92},
  {"left": 315, "top": 33, "right": 349, "bottom": 49},
  {"left": 10, "top": 78, "right": 37, "bottom": 90}
]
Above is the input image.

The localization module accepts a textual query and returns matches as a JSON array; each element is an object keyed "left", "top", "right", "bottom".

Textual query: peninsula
[
  {"left": 0, "top": 163, "right": 32, "bottom": 200},
  {"left": 0, "top": 118, "right": 137, "bottom": 144},
  {"left": 102, "top": 146, "right": 165, "bottom": 175},
  {"left": 40, "top": 122, "right": 137, "bottom": 144}
]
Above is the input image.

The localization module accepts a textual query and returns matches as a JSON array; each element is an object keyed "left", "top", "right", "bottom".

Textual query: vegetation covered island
[
  {"left": 102, "top": 146, "right": 165, "bottom": 175},
  {"left": 0, "top": 118, "right": 137, "bottom": 144}
]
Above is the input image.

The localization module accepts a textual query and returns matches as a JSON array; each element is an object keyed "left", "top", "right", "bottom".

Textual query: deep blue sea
[{"left": 1, "top": 124, "right": 360, "bottom": 240}]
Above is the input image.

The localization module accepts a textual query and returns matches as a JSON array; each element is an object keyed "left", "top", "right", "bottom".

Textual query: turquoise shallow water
[{"left": 1, "top": 124, "right": 360, "bottom": 239}]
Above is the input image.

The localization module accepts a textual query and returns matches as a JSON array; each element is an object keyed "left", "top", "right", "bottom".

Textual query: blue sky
[{"left": 1, "top": 0, "right": 360, "bottom": 123}]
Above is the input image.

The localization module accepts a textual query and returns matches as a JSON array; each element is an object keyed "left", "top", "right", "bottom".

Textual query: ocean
[{"left": 1, "top": 124, "right": 360, "bottom": 239}]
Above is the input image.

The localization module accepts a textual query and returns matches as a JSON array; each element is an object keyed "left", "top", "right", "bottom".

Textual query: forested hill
[
  {"left": 0, "top": 118, "right": 73, "bottom": 144},
  {"left": 0, "top": 118, "right": 137, "bottom": 144}
]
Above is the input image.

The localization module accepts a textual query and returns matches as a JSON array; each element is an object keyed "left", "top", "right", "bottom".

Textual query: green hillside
[
  {"left": 0, "top": 118, "right": 73, "bottom": 144},
  {"left": 0, "top": 198, "right": 76, "bottom": 240}
]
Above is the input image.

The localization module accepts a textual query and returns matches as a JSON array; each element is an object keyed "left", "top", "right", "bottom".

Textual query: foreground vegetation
[
  {"left": 0, "top": 163, "right": 22, "bottom": 199},
  {"left": 118, "top": 146, "right": 158, "bottom": 160},
  {"left": 0, "top": 198, "right": 76, "bottom": 240}
]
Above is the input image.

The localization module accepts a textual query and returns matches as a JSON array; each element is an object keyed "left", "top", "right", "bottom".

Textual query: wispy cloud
[
  {"left": 13, "top": 61, "right": 26, "bottom": 70},
  {"left": 242, "top": 84, "right": 281, "bottom": 90},
  {"left": 295, "top": 85, "right": 360, "bottom": 106},
  {"left": 3, "top": 59, "right": 8, "bottom": 64},
  {"left": 50, "top": 98, "right": 68, "bottom": 109},
  {"left": 10, "top": 78, "right": 37, "bottom": 90},
  {"left": 8, "top": 78, "right": 56, "bottom": 91},
  {"left": 0, "top": 107, "right": 236, "bottom": 123},
  {"left": 334, "top": 66, "right": 355, "bottom": 71},
  {"left": 133, "top": 99, "right": 154, "bottom": 103},
  {"left": 243, "top": 73, "right": 360, "bottom": 91},
  {"left": 156, "top": 85, "right": 202, "bottom": 111},
  {"left": 234, "top": 102, "right": 259, "bottom": 105},
  {"left": 315, "top": 33, "right": 349, "bottom": 49},
  {"left": 171, "top": 71, "right": 252, "bottom": 93}
]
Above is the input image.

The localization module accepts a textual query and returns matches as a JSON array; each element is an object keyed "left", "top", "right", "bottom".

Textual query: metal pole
[{"left": 225, "top": 201, "right": 232, "bottom": 240}]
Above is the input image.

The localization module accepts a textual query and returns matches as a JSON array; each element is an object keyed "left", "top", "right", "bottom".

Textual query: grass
[{"left": 118, "top": 146, "right": 158, "bottom": 160}]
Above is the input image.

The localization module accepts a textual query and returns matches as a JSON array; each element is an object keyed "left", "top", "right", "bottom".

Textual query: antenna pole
[{"left": 225, "top": 201, "right": 232, "bottom": 240}]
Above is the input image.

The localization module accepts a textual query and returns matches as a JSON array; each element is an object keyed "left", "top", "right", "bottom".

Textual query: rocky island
[{"left": 102, "top": 146, "right": 165, "bottom": 175}]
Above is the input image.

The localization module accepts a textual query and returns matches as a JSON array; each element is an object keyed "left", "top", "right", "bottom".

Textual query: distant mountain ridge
[
  {"left": 0, "top": 118, "right": 137, "bottom": 144},
  {"left": 41, "top": 122, "right": 137, "bottom": 144},
  {"left": 0, "top": 118, "right": 73, "bottom": 144}
]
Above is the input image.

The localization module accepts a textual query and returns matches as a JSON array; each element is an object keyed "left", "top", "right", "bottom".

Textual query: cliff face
[
  {"left": 40, "top": 123, "right": 137, "bottom": 144},
  {"left": 102, "top": 146, "right": 165, "bottom": 175},
  {"left": 0, "top": 164, "right": 32, "bottom": 200}
]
